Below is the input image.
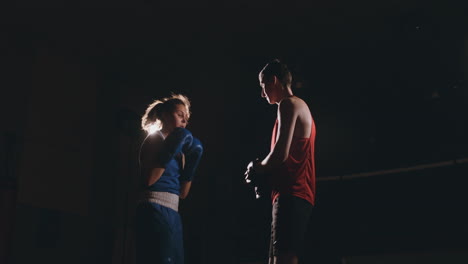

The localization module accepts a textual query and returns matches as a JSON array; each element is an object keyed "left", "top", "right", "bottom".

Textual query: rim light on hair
[
  {"left": 141, "top": 93, "right": 191, "bottom": 134},
  {"left": 148, "top": 124, "right": 159, "bottom": 135}
]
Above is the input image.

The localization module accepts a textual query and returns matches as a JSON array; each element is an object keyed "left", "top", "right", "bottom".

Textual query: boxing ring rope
[{"left": 318, "top": 157, "right": 468, "bottom": 182}]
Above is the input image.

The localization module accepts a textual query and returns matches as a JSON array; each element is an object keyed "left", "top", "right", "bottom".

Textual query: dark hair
[
  {"left": 260, "top": 59, "right": 292, "bottom": 89},
  {"left": 141, "top": 94, "right": 191, "bottom": 133}
]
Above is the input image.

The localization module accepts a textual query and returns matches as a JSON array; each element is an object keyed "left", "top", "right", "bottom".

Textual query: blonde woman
[{"left": 136, "top": 94, "right": 203, "bottom": 264}]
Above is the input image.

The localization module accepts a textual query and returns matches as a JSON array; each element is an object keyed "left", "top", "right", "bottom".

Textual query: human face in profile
[
  {"left": 258, "top": 72, "right": 279, "bottom": 104},
  {"left": 162, "top": 103, "right": 189, "bottom": 133}
]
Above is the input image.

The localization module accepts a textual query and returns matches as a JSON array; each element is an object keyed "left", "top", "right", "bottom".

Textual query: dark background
[{"left": 1, "top": 1, "right": 468, "bottom": 263}]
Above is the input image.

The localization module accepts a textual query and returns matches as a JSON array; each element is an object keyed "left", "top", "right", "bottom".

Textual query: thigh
[
  {"left": 269, "top": 195, "right": 313, "bottom": 257},
  {"left": 135, "top": 203, "right": 183, "bottom": 264}
]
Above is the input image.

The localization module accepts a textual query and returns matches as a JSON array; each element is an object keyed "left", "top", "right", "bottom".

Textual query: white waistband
[{"left": 140, "top": 191, "right": 179, "bottom": 212}]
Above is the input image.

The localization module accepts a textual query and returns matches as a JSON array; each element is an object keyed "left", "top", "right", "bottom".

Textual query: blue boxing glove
[
  {"left": 179, "top": 137, "right": 203, "bottom": 182},
  {"left": 157, "top": 127, "right": 195, "bottom": 167}
]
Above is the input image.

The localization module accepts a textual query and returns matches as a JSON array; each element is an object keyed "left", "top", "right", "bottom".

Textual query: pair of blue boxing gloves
[{"left": 156, "top": 127, "right": 204, "bottom": 182}]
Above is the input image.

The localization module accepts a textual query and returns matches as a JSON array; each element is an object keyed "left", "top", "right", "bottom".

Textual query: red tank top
[{"left": 270, "top": 118, "right": 316, "bottom": 206}]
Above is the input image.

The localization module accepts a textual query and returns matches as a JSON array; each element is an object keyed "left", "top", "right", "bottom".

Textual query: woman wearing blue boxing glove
[{"left": 136, "top": 94, "right": 203, "bottom": 264}]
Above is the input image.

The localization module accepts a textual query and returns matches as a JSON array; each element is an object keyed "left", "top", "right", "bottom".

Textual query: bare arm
[
  {"left": 179, "top": 181, "right": 192, "bottom": 199},
  {"left": 179, "top": 153, "right": 192, "bottom": 199},
  {"left": 140, "top": 135, "right": 165, "bottom": 187},
  {"left": 178, "top": 137, "right": 203, "bottom": 199},
  {"left": 257, "top": 98, "right": 297, "bottom": 172}
]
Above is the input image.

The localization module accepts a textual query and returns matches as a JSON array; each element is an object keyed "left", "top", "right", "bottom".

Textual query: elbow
[
  {"left": 279, "top": 155, "right": 288, "bottom": 164},
  {"left": 179, "top": 191, "right": 189, "bottom": 199},
  {"left": 270, "top": 154, "right": 288, "bottom": 168},
  {"left": 145, "top": 179, "right": 153, "bottom": 187},
  {"left": 146, "top": 175, "right": 157, "bottom": 186}
]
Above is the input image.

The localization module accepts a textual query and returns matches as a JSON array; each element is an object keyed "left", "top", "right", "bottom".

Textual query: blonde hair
[{"left": 141, "top": 94, "right": 191, "bottom": 133}]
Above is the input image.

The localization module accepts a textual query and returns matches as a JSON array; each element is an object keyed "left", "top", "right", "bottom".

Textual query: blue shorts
[{"left": 135, "top": 202, "right": 184, "bottom": 264}]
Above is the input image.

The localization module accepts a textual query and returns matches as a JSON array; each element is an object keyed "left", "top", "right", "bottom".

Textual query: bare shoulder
[
  {"left": 294, "top": 96, "right": 310, "bottom": 108},
  {"left": 280, "top": 96, "right": 309, "bottom": 111},
  {"left": 279, "top": 96, "right": 298, "bottom": 109},
  {"left": 292, "top": 97, "right": 312, "bottom": 136},
  {"left": 140, "top": 133, "right": 164, "bottom": 162}
]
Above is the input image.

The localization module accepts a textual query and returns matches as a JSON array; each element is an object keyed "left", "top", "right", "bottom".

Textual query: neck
[{"left": 276, "top": 88, "right": 294, "bottom": 104}]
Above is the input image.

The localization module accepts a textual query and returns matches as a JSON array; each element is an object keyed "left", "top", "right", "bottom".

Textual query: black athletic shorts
[{"left": 269, "top": 195, "right": 313, "bottom": 257}]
